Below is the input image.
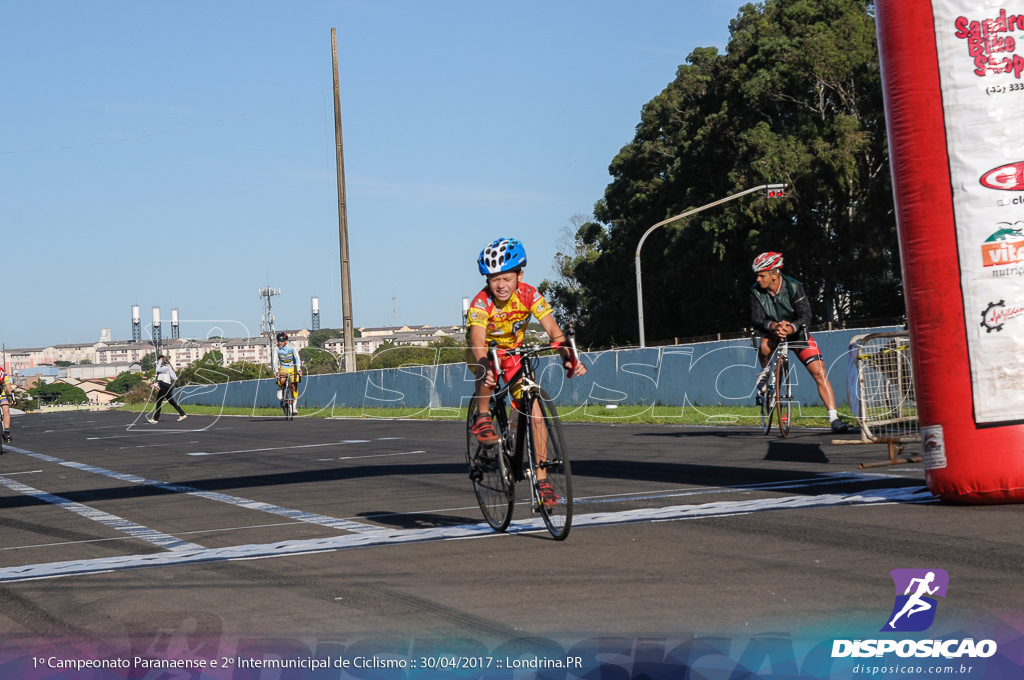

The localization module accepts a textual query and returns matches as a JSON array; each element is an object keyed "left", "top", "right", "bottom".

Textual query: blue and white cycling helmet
[{"left": 478, "top": 237, "right": 527, "bottom": 275}]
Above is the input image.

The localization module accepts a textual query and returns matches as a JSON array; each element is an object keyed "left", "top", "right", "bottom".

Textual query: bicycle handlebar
[{"left": 486, "top": 333, "right": 581, "bottom": 379}]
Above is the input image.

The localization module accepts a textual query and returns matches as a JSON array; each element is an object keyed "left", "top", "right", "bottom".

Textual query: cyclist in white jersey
[{"left": 274, "top": 332, "right": 303, "bottom": 415}]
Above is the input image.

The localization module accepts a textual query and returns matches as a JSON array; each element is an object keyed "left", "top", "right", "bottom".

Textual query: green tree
[
  {"left": 538, "top": 215, "right": 600, "bottom": 335},
  {"left": 430, "top": 336, "right": 468, "bottom": 365},
  {"left": 300, "top": 347, "right": 341, "bottom": 375},
  {"left": 555, "top": 0, "right": 897, "bottom": 347},
  {"left": 140, "top": 352, "right": 157, "bottom": 372},
  {"left": 107, "top": 371, "right": 145, "bottom": 394},
  {"left": 308, "top": 328, "right": 362, "bottom": 349},
  {"left": 366, "top": 337, "right": 466, "bottom": 370},
  {"left": 31, "top": 382, "right": 89, "bottom": 405},
  {"left": 174, "top": 351, "right": 228, "bottom": 385},
  {"left": 224, "top": 361, "right": 272, "bottom": 381}
]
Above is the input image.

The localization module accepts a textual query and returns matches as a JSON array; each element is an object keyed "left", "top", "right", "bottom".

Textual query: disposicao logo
[
  {"left": 831, "top": 569, "right": 998, "bottom": 660},
  {"left": 981, "top": 161, "right": 1024, "bottom": 190},
  {"left": 882, "top": 569, "right": 948, "bottom": 632}
]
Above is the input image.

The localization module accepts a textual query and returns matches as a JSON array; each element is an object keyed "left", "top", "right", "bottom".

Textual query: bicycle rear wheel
[
  {"left": 466, "top": 408, "right": 514, "bottom": 532},
  {"left": 776, "top": 356, "right": 791, "bottom": 437},
  {"left": 526, "top": 390, "right": 573, "bottom": 540}
]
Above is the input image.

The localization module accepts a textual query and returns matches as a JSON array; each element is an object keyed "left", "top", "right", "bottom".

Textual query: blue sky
[{"left": 2, "top": 1, "right": 737, "bottom": 349}]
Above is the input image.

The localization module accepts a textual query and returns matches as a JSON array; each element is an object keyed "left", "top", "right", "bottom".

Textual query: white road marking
[
  {"left": 0, "top": 476, "right": 203, "bottom": 552},
  {"left": 0, "top": 485, "right": 932, "bottom": 582},
  {"left": 187, "top": 440, "right": 373, "bottom": 456},
  {"left": 6, "top": 445, "right": 383, "bottom": 535},
  {"left": 336, "top": 450, "right": 425, "bottom": 460}
]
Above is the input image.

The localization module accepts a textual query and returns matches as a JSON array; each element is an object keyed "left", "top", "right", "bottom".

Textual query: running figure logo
[{"left": 882, "top": 569, "right": 949, "bottom": 632}]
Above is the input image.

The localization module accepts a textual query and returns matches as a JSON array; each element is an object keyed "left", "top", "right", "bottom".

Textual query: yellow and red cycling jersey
[
  {"left": 466, "top": 281, "right": 553, "bottom": 351},
  {"left": 0, "top": 367, "right": 10, "bottom": 405}
]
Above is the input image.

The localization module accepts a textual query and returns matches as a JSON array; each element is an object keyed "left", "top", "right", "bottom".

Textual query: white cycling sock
[{"left": 828, "top": 409, "right": 839, "bottom": 421}]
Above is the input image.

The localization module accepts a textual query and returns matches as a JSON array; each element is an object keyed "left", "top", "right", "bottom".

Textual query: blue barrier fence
[{"left": 175, "top": 326, "right": 901, "bottom": 415}]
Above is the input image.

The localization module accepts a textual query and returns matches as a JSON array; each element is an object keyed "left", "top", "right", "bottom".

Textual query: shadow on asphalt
[
  {"left": 357, "top": 510, "right": 480, "bottom": 529},
  {"left": 0, "top": 462, "right": 469, "bottom": 510},
  {"left": 571, "top": 458, "right": 922, "bottom": 497}
]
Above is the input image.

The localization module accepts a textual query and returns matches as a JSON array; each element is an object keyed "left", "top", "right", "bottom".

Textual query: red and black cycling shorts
[{"left": 762, "top": 331, "right": 824, "bottom": 367}]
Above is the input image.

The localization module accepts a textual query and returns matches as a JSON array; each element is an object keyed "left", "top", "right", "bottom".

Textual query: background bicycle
[
  {"left": 466, "top": 337, "right": 578, "bottom": 540},
  {"left": 279, "top": 375, "right": 299, "bottom": 420}
]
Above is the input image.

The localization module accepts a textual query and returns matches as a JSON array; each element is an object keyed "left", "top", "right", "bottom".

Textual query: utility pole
[
  {"left": 635, "top": 184, "right": 787, "bottom": 347},
  {"left": 332, "top": 28, "right": 357, "bottom": 373}
]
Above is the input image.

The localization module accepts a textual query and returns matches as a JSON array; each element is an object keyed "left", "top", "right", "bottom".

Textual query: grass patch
[{"left": 116, "top": 403, "right": 841, "bottom": 428}]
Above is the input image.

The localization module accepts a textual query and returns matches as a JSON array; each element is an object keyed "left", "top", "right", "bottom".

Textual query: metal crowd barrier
[{"left": 835, "top": 331, "right": 921, "bottom": 468}]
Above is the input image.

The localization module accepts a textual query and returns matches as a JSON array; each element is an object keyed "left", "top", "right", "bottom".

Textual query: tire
[
  {"left": 466, "top": 408, "right": 514, "bottom": 532},
  {"left": 282, "top": 379, "right": 297, "bottom": 420},
  {"left": 776, "top": 356, "right": 791, "bottom": 438},
  {"left": 760, "top": 375, "right": 775, "bottom": 435},
  {"left": 527, "top": 390, "right": 573, "bottom": 540}
]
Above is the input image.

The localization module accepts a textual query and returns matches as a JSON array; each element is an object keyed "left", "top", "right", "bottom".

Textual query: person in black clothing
[
  {"left": 750, "top": 252, "right": 848, "bottom": 433},
  {"left": 147, "top": 355, "right": 187, "bottom": 423}
]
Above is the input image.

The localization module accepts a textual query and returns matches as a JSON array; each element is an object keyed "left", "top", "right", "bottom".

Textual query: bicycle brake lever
[{"left": 566, "top": 331, "right": 579, "bottom": 377}]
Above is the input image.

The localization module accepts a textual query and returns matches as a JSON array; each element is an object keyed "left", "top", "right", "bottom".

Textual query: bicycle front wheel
[
  {"left": 776, "top": 356, "right": 791, "bottom": 437},
  {"left": 466, "top": 409, "right": 514, "bottom": 532},
  {"left": 759, "top": 379, "right": 775, "bottom": 435},
  {"left": 526, "top": 390, "right": 573, "bottom": 540}
]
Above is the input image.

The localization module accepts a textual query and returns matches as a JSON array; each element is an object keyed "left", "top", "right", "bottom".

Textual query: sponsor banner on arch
[{"left": 935, "top": 1, "right": 1024, "bottom": 422}]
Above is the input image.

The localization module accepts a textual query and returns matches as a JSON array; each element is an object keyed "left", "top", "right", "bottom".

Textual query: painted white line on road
[
  {"left": 0, "top": 469, "right": 44, "bottom": 477},
  {"left": 0, "top": 485, "right": 932, "bottom": 582},
  {"left": 87, "top": 427, "right": 222, "bottom": 440},
  {"left": 0, "top": 475, "right": 203, "bottom": 552},
  {"left": 187, "top": 440, "right": 373, "bottom": 456},
  {"left": 5, "top": 445, "right": 383, "bottom": 535},
  {"left": 336, "top": 450, "right": 426, "bottom": 461}
]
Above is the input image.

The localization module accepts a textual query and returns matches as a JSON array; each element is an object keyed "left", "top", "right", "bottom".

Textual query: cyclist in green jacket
[{"left": 751, "top": 252, "right": 849, "bottom": 433}]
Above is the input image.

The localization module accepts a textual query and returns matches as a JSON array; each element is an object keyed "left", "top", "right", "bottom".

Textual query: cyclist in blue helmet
[
  {"left": 466, "top": 237, "right": 586, "bottom": 437},
  {"left": 274, "top": 332, "right": 303, "bottom": 415}
]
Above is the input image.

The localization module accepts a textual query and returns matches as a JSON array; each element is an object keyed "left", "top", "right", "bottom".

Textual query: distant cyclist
[
  {"left": 750, "top": 252, "right": 849, "bottom": 433},
  {"left": 0, "top": 364, "right": 16, "bottom": 443},
  {"left": 466, "top": 238, "right": 587, "bottom": 504},
  {"left": 274, "top": 332, "right": 302, "bottom": 415}
]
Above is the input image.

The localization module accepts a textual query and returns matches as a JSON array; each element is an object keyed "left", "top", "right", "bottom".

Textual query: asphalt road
[{"left": 0, "top": 409, "right": 1020, "bottom": 674}]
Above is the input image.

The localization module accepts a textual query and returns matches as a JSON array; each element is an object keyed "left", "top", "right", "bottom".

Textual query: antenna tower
[{"left": 259, "top": 287, "right": 281, "bottom": 337}]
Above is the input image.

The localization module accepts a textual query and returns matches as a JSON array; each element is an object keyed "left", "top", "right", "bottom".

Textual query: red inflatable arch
[{"left": 877, "top": 0, "right": 1024, "bottom": 502}]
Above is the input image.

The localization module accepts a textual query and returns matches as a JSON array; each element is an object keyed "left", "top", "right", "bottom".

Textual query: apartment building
[
  {"left": 323, "top": 325, "right": 463, "bottom": 355},
  {"left": 6, "top": 325, "right": 459, "bottom": 377}
]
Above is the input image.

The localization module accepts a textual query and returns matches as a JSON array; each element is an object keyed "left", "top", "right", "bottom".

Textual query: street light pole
[{"left": 635, "top": 183, "right": 786, "bottom": 347}]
